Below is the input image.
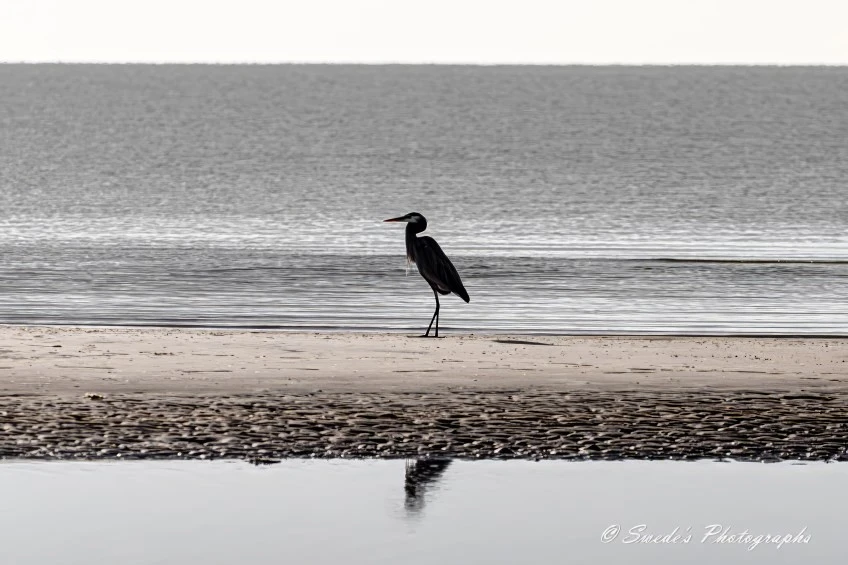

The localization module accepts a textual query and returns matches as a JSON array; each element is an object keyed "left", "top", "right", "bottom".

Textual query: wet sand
[{"left": 1, "top": 325, "right": 847, "bottom": 462}]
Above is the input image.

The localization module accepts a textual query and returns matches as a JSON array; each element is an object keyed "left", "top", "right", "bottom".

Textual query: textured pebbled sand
[{"left": 2, "top": 390, "right": 846, "bottom": 462}]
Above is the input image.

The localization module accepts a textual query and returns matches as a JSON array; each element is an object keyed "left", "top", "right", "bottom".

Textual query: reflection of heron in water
[{"left": 405, "top": 458, "right": 452, "bottom": 514}]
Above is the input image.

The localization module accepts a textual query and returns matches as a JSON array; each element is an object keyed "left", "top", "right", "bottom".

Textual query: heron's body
[{"left": 385, "top": 212, "right": 469, "bottom": 337}]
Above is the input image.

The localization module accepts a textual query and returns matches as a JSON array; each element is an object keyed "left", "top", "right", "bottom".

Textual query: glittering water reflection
[
  {"left": 1, "top": 250, "right": 847, "bottom": 334},
  {"left": 2, "top": 66, "right": 848, "bottom": 334}
]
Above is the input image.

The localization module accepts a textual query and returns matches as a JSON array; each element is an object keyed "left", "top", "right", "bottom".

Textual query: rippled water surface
[
  {"left": 1, "top": 65, "right": 847, "bottom": 333},
  {"left": 0, "top": 460, "right": 841, "bottom": 565}
]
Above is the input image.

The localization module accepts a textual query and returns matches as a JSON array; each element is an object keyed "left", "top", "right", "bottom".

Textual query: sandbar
[{"left": 1, "top": 326, "right": 846, "bottom": 462}]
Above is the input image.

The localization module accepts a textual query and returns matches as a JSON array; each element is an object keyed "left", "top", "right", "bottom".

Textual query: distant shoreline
[{"left": 2, "top": 62, "right": 848, "bottom": 68}]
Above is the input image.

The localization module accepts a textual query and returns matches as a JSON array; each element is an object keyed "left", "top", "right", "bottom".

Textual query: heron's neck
[{"left": 405, "top": 222, "right": 425, "bottom": 261}]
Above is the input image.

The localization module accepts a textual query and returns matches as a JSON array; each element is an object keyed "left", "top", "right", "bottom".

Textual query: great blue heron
[{"left": 384, "top": 212, "right": 470, "bottom": 337}]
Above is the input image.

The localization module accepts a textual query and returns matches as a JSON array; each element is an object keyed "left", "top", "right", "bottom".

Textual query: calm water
[
  {"left": 1, "top": 65, "right": 847, "bottom": 334},
  {"left": 0, "top": 460, "right": 841, "bottom": 565}
]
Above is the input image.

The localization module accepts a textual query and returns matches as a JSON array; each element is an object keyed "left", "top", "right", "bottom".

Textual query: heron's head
[{"left": 384, "top": 212, "right": 426, "bottom": 224}]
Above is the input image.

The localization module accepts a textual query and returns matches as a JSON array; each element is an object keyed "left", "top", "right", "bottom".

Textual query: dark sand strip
[{"left": 2, "top": 390, "right": 846, "bottom": 463}]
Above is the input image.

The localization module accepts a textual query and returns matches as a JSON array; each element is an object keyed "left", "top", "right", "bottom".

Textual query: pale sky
[{"left": 1, "top": 0, "right": 847, "bottom": 64}]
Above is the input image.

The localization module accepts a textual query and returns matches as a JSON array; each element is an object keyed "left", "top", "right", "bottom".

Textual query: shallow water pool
[{"left": 0, "top": 459, "right": 842, "bottom": 564}]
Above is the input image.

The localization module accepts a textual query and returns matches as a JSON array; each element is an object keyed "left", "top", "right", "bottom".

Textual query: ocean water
[
  {"left": 1, "top": 65, "right": 847, "bottom": 334},
  {"left": 0, "top": 459, "right": 840, "bottom": 565}
]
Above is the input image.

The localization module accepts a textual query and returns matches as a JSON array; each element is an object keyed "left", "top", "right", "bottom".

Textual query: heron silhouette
[
  {"left": 404, "top": 458, "right": 452, "bottom": 515},
  {"left": 384, "top": 212, "right": 470, "bottom": 337}
]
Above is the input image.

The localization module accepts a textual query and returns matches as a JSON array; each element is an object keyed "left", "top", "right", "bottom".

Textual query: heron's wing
[{"left": 415, "top": 236, "right": 470, "bottom": 303}]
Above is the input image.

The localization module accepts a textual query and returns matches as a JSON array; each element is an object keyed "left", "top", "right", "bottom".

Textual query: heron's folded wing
[{"left": 416, "top": 236, "right": 470, "bottom": 302}]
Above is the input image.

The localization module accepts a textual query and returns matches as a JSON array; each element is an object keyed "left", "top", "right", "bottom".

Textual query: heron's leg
[
  {"left": 424, "top": 290, "right": 440, "bottom": 337},
  {"left": 424, "top": 306, "right": 436, "bottom": 337},
  {"left": 434, "top": 292, "right": 440, "bottom": 337}
]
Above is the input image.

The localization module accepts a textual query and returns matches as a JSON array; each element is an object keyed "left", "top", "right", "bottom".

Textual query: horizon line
[{"left": 2, "top": 61, "right": 848, "bottom": 67}]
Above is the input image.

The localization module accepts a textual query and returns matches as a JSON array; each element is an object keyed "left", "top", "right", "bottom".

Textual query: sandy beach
[
  {"left": 3, "top": 325, "right": 848, "bottom": 394},
  {"left": 2, "top": 325, "right": 847, "bottom": 462}
]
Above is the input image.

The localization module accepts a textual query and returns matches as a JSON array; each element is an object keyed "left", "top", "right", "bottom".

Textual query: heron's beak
[{"left": 384, "top": 216, "right": 406, "bottom": 222}]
